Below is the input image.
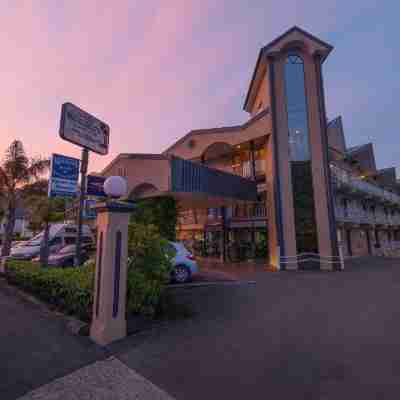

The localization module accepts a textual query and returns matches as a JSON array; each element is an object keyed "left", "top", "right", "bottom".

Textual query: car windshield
[{"left": 58, "top": 245, "right": 76, "bottom": 254}]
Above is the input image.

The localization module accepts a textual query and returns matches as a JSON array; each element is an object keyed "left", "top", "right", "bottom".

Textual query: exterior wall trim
[
  {"left": 314, "top": 54, "right": 339, "bottom": 259},
  {"left": 268, "top": 56, "right": 285, "bottom": 262}
]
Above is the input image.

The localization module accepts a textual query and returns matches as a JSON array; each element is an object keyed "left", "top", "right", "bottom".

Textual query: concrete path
[{"left": 17, "top": 357, "right": 174, "bottom": 400}]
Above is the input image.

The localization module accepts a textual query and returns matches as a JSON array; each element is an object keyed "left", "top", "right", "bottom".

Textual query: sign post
[
  {"left": 75, "top": 148, "right": 89, "bottom": 266},
  {"left": 59, "top": 102, "right": 109, "bottom": 266}
]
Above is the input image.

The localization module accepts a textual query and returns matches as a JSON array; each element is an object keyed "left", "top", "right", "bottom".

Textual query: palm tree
[
  {"left": 27, "top": 196, "right": 66, "bottom": 266},
  {"left": 0, "top": 140, "right": 49, "bottom": 256}
]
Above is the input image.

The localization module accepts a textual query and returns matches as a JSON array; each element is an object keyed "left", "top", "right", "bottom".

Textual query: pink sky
[{"left": 0, "top": 1, "right": 398, "bottom": 174}]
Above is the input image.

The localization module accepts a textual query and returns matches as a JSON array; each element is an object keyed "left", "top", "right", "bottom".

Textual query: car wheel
[{"left": 173, "top": 265, "right": 191, "bottom": 283}]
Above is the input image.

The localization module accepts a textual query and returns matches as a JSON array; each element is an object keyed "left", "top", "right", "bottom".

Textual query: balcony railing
[
  {"left": 330, "top": 164, "right": 400, "bottom": 206},
  {"left": 231, "top": 203, "right": 267, "bottom": 219},
  {"left": 232, "top": 159, "right": 266, "bottom": 179},
  {"left": 334, "top": 206, "right": 400, "bottom": 226}
]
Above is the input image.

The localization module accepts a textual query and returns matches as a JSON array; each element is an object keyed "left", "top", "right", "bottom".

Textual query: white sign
[{"left": 60, "top": 102, "right": 110, "bottom": 155}]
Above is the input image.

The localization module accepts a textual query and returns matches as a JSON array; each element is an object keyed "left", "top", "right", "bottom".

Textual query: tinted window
[
  {"left": 50, "top": 237, "right": 62, "bottom": 246},
  {"left": 65, "top": 237, "right": 76, "bottom": 245},
  {"left": 284, "top": 52, "right": 318, "bottom": 256},
  {"left": 284, "top": 54, "right": 311, "bottom": 162}
]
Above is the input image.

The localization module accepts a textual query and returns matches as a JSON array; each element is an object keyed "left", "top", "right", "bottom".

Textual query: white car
[
  {"left": 10, "top": 223, "right": 94, "bottom": 261},
  {"left": 168, "top": 242, "right": 199, "bottom": 283}
]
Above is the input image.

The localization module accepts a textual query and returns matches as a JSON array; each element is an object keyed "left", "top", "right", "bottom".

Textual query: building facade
[{"left": 102, "top": 27, "right": 400, "bottom": 270}]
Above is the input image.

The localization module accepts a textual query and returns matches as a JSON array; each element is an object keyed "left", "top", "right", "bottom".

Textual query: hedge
[{"left": 5, "top": 259, "right": 166, "bottom": 322}]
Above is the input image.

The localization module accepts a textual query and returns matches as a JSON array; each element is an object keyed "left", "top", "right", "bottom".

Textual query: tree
[
  {"left": 133, "top": 196, "right": 178, "bottom": 241},
  {"left": 0, "top": 140, "right": 49, "bottom": 256},
  {"left": 26, "top": 196, "right": 66, "bottom": 266}
]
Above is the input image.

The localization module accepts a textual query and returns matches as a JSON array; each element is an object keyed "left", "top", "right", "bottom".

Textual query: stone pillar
[{"left": 90, "top": 200, "right": 136, "bottom": 346}]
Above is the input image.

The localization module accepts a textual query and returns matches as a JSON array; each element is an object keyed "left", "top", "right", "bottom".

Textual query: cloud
[{"left": 0, "top": 0, "right": 397, "bottom": 175}]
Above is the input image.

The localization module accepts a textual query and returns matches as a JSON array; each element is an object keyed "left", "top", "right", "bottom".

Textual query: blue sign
[
  {"left": 49, "top": 154, "right": 80, "bottom": 198},
  {"left": 86, "top": 175, "right": 106, "bottom": 197},
  {"left": 83, "top": 199, "right": 97, "bottom": 219}
]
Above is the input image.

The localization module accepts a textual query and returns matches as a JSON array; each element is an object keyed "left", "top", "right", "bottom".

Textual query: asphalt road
[
  {"left": 2, "top": 257, "right": 400, "bottom": 399},
  {"left": 110, "top": 257, "right": 400, "bottom": 399}
]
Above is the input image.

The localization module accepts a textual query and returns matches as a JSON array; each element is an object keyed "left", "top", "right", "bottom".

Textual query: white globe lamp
[{"left": 103, "top": 176, "right": 127, "bottom": 199}]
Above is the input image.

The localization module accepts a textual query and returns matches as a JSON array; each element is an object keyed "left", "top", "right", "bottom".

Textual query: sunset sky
[{"left": 0, "top": 1, "right": 398, "bottom": 174}]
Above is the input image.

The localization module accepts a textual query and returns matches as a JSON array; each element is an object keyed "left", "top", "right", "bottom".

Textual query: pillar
[{"left": 90, "top": 200, "right": 136, "bottom": 346}]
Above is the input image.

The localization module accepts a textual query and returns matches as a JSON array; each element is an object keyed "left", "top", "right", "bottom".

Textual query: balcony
[
  {"left": 232, "top": 161, "right": 252, "bottom": 178},
  {"left": 335, "top": 205, "right": 400, "bottom": 227},
  {"left": 330, "top": 164, "right": 400, "bottom": 207},
  {"left": 230, "top": 202, "right": 267, "bottom": 220}
]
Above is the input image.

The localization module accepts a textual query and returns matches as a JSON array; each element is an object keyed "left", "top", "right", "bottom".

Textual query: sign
[
  {"left": 83, "top": 199, "right": 97, "bottom": 219},
  {"left": 49, "top": 154, "right": 80, "bottom": 198},
  {"left": 59, "top": 102, "right": 110, "bottom": 155},
  {"left": 86, "top": 175, "right": 106, "bottom": 197}
]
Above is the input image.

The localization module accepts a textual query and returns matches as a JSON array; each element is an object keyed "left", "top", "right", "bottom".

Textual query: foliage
[
  {"left": 127, "top": 220, "right": 174, "bottom": 315},
  {"left": 0, "top": 140, "right": 49, "bottom": 256},
  {"left": 6, "top": 260, "right": 94, "bottom": 321},
  {"left": 26, "top": 196, "right": 67, "bottom": 266},
  {"left": 133, "top": 196, "right": 178, "bottom": 241},
  {"left": 6, "top": 244, "right": 172, "bottom": 321}
]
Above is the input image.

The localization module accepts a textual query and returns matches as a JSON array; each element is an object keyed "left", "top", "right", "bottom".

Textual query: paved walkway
[
  {"left": 3, "top": 257, "right": 400, "bottom": 399},
  {"left": 17, "top": 357, "right": 174, "bottom": 400}
]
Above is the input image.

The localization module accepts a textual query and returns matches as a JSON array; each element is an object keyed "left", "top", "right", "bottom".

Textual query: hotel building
[{"left": 102, "top": 27, "right": 400, "bottom": 270}]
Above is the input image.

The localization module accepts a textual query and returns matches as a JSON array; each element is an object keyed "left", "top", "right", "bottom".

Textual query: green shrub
[
  {"left": 5, "top": 216, "right": 175, "bottom": 321},
  {"left": 6, "top": 260, "right": 93, "bottom": 321}
]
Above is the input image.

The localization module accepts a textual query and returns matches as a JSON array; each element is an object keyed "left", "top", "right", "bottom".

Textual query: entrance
[
  {"left": 346, "top": 229, "right": 352, "bottom": 256},
  {"left": 366, "top": 230, "right": 372, "bottom": 255}
]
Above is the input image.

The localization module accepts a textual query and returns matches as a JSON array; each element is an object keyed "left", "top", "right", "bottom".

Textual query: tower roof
[{"left": 243, "top": 26, "right": 334, "bottom": 112}]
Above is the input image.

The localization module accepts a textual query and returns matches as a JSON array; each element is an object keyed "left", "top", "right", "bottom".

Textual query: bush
[
  {"left": 6, "top": 260, "right": 93, "bottom": 321},
  {"left": 126, "top": 221, "right": 174, "bottom": 316},
  {"left": 5, "top": 222, "right": 174, "bottom": 321}
]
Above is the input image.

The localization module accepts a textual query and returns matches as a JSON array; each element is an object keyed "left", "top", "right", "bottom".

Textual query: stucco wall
[
  {"left": 165, "top": 113, "right": 271, "bottom": 161},
  {"left": 103, "top": 156, "right": 171, "bottom": 198}
]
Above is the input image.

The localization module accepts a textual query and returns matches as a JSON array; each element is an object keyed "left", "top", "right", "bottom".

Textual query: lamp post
[{"left": 90, "top": 176, "right": 136, "bottom": 346}]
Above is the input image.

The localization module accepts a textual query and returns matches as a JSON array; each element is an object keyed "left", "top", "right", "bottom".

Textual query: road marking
[{"left": 168, "top": 280, "right": 256, "bottom": 289}]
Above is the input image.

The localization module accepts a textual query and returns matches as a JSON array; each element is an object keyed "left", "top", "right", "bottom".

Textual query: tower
[{"left": 244, "top": 27, "right": 338, "bottom": 270}]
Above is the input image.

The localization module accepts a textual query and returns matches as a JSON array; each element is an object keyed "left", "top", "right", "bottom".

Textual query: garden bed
[{"left": 4, "top": 260, "right": 187, "bottom": 324}]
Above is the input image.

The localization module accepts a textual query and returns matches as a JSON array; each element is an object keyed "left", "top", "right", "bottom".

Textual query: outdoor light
[{"left": 103, "top": 176, "right": 127, "bottom": 199}]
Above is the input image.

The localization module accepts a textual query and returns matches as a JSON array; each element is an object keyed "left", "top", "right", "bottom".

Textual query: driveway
[
  {"left": 3, "top": 257, "right": 400, "bottom": 399},
  {"left": 109, "top": 257, "right": 400, "bottom": 399}
]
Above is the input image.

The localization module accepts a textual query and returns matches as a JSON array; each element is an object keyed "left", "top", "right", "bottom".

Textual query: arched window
[
  {"left": 284, "top": 52, "right": 318, "bottom": 256},
  {"left": 284, "top": 53, "right": 311, "bottom": 161}
]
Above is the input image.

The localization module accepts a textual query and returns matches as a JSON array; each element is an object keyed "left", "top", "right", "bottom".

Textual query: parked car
[
  {"left": 9, "top": 223, "right": 94, "bottom": 261},
  {"left": 168, "top": 242, "right": 199, "bottom": 283},
  {"left": 33, "top": 242, "right": 95, "bottom": 267}
]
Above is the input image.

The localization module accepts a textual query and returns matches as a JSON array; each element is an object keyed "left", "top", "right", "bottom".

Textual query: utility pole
[{"left": 75, "top": 148, "right": 89, "bottom": 266}]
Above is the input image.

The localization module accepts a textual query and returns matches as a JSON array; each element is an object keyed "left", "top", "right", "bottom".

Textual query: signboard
[
  {"left": 59, "top": 102, "right": 110, "bottom": 155},
  {"left": 86, "top": 175, "right": 106, "bottom": 197},
  {"left": 49, "top": 154, "right": 80, "bottom": 198},
  {"left": 83, "top": 199, "right": 97, "bottom": 219}
]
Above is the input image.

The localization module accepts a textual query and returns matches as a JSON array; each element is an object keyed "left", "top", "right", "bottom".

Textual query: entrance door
[
  {"left": 366, "top": 230, "right": 372, "bottom": 255},
  {"left": 346, "top": 229, "right": 352, "bottom": 256}
]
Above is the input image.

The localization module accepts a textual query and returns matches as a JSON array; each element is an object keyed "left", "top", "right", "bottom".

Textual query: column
[{"left": 90, "top": 200, "right": 136, "bottom": 346}]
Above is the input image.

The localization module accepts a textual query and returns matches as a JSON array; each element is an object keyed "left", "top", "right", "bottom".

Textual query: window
[
  {"left": 284, "top": 52, "right": 318, "bottom": 254},
  {"left": 284, "top": 54, "right": 311, "bottom": 161},
  {"left": 49, "top": 237, "right": 62, "bottom": 246},
  {"left": 65, "top": 237, "right": 76, "bottom": 245}
]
